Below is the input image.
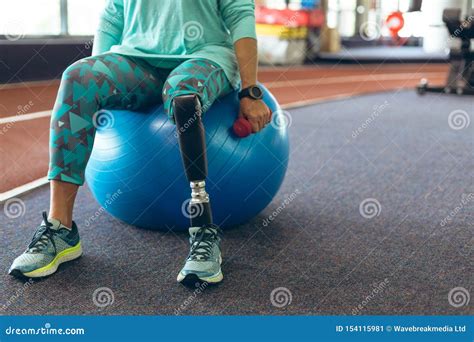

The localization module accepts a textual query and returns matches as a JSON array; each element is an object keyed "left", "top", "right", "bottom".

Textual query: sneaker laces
[
  {"left": 28, "top": 212, "right": 57, "bottom": 253},
  {"left": 188, "top": 224, "right": 222, "bottom": 261}
]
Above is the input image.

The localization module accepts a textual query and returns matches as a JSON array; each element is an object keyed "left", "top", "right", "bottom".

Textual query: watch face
[{"left": 250, "top": 86, "right": 263, "bottom": 99}]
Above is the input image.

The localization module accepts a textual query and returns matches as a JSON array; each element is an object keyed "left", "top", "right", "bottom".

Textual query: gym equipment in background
[
  {"left": 417, "top": 7, "right": 474, "bottom": 95},
  {"left": 85, "top": 86, "right": 290, "bottom": 231},
  {"left": 256, "top": 3, "right": 325, "bottom": 65},
  {"left": 385, "top": 11, "right": 407, "bottom": 46}
]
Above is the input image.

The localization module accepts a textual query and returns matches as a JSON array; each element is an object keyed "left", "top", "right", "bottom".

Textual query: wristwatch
[{"left": 238, "top": 84, "right": 264, "bottom": 100}]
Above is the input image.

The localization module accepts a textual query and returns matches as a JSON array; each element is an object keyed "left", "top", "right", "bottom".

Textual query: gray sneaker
[
  {"left": 9, "top": 211, "right": 82, "bottom": 278},
  {"left": 177, "top": 224, "right": 223, "bottom": 285}
]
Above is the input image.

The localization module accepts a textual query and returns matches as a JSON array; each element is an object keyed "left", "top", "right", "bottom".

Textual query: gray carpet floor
[
  {"left": 1, "top": 90, "right": 472, "bottom": 315},
  {"left": 319, "top": 46, "right": 447, "bottom": 62}
]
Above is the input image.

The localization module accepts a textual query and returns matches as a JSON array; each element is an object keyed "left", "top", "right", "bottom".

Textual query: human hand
[{"left": 238, "top": 98, "right": 271, "bottom": 133}]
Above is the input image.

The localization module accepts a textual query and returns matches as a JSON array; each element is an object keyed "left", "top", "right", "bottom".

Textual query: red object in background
[
  {"left": 233, "top": 117, "right": 253, "bottom": 138},
  {"left": 308, "top": 9, "right": 325, "bottom": 28},
  {"left": 256, "top": 6, "right": 324, "bottom": 28},
  {"left": 386, "top": 11, "right": 405, "bottom": 36},
  {"left": 385, "top": 11, "right": 408, "bottom": 46}
]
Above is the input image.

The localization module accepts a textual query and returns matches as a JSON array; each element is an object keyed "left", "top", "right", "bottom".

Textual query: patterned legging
[{"left": 48, "top": 53, "right": 233, "bottom": 185}]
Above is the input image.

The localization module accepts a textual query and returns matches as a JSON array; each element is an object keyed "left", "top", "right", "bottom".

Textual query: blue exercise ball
[{"left": 85, "top": 86, "right": 289, "bottom": 231}]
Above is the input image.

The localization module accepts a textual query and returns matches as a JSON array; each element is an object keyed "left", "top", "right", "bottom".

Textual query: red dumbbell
[
  {"left": 233, "top": 117, "right": 253, "bottom": 138},
  {"left": 233, "top": 108, "right": 273, "bottom": 138}
]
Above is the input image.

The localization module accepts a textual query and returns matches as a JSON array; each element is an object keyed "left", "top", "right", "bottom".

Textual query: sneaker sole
[
  {"left": 177, "top": 270, "right": 223, "bottom": 285},
  {"left": 177, "top": 255, "right": 223, "bottom": 285},
  {"left": 20, "top": 242, "right": 83, "bottom": 278}
]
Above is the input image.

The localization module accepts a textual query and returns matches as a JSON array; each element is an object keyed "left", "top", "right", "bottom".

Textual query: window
[
  {"left": 0, "top": 0, "right": 105, "bottom": 38},
  {"left": 67, "top": 0, "right": 105, "bottom": 35},
  {"left": 0, "top": 0, "right": 61, "bottom": 36}
]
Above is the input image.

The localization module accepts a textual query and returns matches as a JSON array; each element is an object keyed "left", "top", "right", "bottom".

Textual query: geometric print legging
[{"left": 47, "top": 53, "right": 233, "bottom": 185}]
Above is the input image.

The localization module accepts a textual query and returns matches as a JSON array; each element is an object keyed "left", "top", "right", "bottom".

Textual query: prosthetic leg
[
  {"left": 173, "top": 95, "right": 213, "bottom": 228},
  {"left": 174, "top": 94, "right": 224, "bottom": 284}
]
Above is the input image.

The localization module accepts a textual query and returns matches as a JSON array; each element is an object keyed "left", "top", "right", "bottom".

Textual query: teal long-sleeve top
[{"left": 92, "top": 0, "right": 257, "bottom": 90}]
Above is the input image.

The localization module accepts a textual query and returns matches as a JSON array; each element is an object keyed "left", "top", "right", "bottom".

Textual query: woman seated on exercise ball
[{"left": 9, "top": 0, "right": 271, "bottom": 285}]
